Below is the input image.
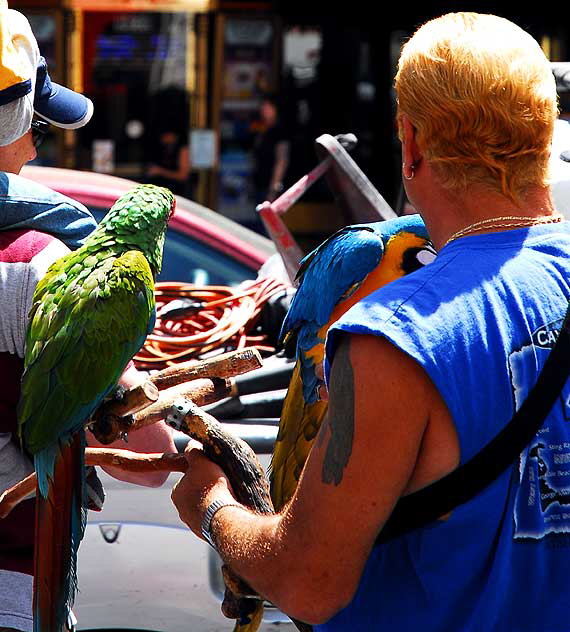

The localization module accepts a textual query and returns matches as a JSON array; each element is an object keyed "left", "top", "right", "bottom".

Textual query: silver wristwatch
[{"left": 200, "top": 499, "right": 242, "bottom": 548}]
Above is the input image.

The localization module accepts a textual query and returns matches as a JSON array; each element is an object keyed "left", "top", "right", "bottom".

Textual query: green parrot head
[{"left": 94, "top": 184, "right": 176, "bottom": 275}]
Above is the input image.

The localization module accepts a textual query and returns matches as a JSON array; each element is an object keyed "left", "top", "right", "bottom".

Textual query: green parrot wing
[{"left": 18, "top": 248, "right": 155, "bottom": 455}]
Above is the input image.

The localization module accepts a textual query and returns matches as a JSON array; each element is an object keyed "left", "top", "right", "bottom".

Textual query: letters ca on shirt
[{"left": 510, "top": 317, "right": 570, "bottom": 539}]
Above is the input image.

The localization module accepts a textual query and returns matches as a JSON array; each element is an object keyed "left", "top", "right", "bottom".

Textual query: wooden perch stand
[{"left": 167, "top": 398, "right": 274, "bottom": 620}]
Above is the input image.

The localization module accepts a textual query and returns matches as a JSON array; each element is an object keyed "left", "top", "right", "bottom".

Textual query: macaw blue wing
[
  {"left": 280, "top": 213, "right": 431, "bottom": 404},
  {"left": 271, "top": 213, "right": 434, "bottom": 510}
]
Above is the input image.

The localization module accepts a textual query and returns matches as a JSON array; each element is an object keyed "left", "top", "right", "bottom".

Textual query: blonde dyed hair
[{"left": 395, "top": 12, "right": 557, "bottom": 199}]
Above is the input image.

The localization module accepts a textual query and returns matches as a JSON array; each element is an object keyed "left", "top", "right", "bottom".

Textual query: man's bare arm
[{"left": 172, "top": 333, "right": 457, "bottom": 623}]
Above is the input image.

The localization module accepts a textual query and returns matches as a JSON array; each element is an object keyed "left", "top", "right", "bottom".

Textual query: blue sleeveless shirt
[{"left": 322, "top": 222, "right": 570, "bottom": 632}]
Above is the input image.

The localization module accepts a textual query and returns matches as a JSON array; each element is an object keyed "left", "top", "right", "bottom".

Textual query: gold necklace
[{"left": 443, "top": 214, "right": 564, "bottom": 248}]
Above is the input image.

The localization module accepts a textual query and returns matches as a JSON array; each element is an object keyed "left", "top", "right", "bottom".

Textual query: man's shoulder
[
  {"left": 0, "top": 170, "right": 85, "bottom": 208},
  {"left": 327, "top": 253, "right": 460, "bottom": 349},
  {"left": 0, "top": 171, "right": 96, "bottom": 250}
]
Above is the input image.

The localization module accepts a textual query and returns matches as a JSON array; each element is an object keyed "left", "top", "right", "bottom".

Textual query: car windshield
[
  {"left": 159, "top": 226, "right": 257, "bottom": 285},
  {"left": 89, "top": 206, "right": 259, "bottom": 286}
]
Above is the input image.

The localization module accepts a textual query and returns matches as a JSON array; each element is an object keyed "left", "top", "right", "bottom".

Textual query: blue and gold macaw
[{"left": 270, "top": 214, "right": 435, "bottom": 512}]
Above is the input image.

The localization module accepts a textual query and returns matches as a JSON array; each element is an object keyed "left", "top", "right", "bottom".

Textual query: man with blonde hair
[
  {"left": 172, "top": 12, "right": 570, "bottom": 631},
  {"left": 396, "top": 11, "right": 557, "bottom": 206}
]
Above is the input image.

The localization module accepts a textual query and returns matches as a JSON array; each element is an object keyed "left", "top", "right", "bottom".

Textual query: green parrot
[{"left": 17, "top": 184, "right": 175, "bottom": 632}]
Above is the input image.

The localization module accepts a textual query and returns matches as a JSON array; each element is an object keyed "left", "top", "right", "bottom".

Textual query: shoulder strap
[{"left": 377, "top": 301, "right": 570, "bottom": 544}]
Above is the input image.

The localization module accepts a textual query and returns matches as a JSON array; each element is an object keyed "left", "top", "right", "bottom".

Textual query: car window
[
  {"left": 89, "top": 206, "right": 258, "bottom": 286},
  {"left": 159, "top": 227, "right": 257, "bottom": 285}
]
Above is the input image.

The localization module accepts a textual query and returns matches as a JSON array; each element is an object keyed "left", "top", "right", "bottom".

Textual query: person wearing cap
[
  {"left": 0, "top": 7, "right": 95, "bottom": 244},
  {"left": 0, "top": 6, "right": 175, "bottom": 631},
  {"left": 172, "top": 12, "right": 570, "bottom": 631}
]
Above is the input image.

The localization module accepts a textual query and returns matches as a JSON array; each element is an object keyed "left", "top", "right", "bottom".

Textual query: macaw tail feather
[
  {"left": 33, "top": 432, "right": 86, "bottom": 632},
  {"left": 270, "top": 361, "right": 327, "bottom": 511},
  {"left": 232, "top": 601, "right": 264, "bottom": 632},
  {"left": 231, "top": 600, "right": 313, "bottom": 632}
]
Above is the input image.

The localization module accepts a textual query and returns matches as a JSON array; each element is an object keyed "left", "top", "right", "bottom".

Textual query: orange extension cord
[{"left": 134, "top": 276, "right": 291, "bottom": 370}]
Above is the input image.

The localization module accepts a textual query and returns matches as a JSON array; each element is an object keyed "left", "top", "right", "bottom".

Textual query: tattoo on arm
[{"left": 321, "top": 337, "right": 355, "bottom": 486}]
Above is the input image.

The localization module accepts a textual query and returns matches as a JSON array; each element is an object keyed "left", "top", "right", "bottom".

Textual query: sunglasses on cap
[{"left": 31, "top": 119, "right": 49, "bottom": 149}]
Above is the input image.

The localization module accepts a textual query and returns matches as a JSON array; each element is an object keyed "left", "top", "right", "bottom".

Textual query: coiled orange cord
[{"left": 134, "top": 276, "right": 291, "bottom": 370}]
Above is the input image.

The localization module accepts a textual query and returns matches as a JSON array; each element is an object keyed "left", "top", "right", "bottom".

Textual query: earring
[{"left": 403, "top": 162, "right": 415, "bottom": 180}]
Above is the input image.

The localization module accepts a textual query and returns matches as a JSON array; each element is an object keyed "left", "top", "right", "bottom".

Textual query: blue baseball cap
[
  {"left": 0, "top": 7, "right": 93, "bottom": 146},
  {"left": 34, "top": 56, "right": 93, "bottom": 129}
]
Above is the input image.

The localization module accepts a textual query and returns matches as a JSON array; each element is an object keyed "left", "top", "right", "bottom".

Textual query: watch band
[{"left": 200, "top": 499, "right": 242, "bottom": 548}]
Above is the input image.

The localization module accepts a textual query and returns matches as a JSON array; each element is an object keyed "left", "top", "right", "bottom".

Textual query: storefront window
[
  {"left": 217, "top": 17, "right": 276, "bottom": 229},
  {"left": 78, "top": 11, "right": 191, "bottom": 187},
  {"left": 25, "top": 12, "right": 59, "bottom": 167}
]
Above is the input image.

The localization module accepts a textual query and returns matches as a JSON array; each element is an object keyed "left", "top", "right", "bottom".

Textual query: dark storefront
[
  {"left": 271, "top": 1, "right": 569, "bottom": 218},
  {"left": 10, "top": 0, "right": 570, "bottom": 238}
]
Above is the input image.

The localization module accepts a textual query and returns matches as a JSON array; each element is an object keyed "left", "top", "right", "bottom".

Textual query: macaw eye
[
  {"left": 401, "top": 243, "right": 437, "bottom": 273},
  {"left": 416, "top": 245, "right": 437, "bottom": 266}
]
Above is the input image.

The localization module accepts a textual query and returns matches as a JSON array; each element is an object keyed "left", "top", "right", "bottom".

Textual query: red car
[{"left": 21, "top": 165, "right": 277, "bottom": 286}]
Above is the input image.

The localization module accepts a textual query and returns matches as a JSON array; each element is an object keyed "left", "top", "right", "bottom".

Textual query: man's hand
[
  {"left": 167, "top": 334, "right": 458, "bottom": 625},
  {"left": 171, "top": 440, "right": 237, "bottom": 539},
  {"left": 86, "top": 363, "right": 176, "bottom": 487}
]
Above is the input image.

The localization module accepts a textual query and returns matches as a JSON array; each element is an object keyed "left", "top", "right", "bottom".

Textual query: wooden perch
[
  {"left": 0, "top": 472, "right": 35, "bottom": 518},
  {"left": 91, "top": 378, "right": 232, "bottom": 444},
  {"left": 0, "top": 448, "right": 188, "bottom": 519},
  {"left": 90, "top": 347, "right": 263, "bottom": 445},
  {"left": 131, "top": 378, "right": 231, "bottom": 429},
  {"left": 149, "top": 348, "right": 263, "bottom": 391},
  {"left": 169, "top": 400, "right": 272, "bottom": 511}
]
